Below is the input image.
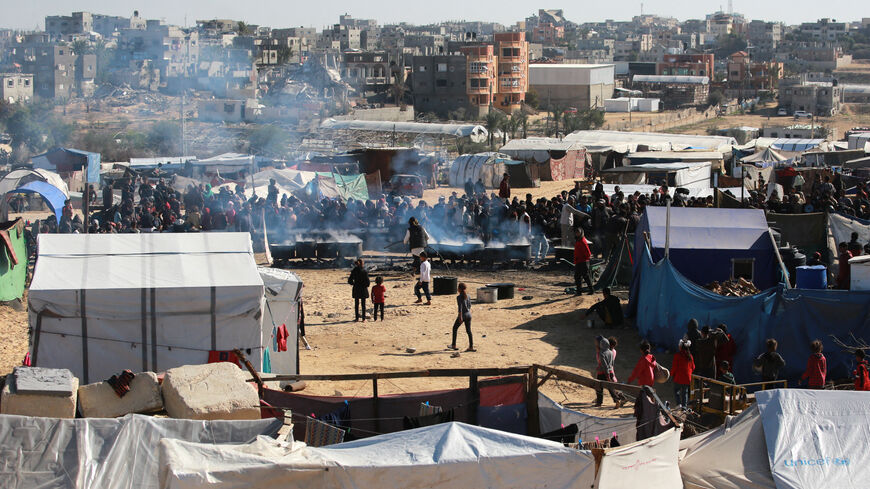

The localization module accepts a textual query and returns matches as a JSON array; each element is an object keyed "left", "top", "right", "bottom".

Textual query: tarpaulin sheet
[
  {"left": 766, "top": 212, "right": 827, "bottom": 254},
  {"left": 596, "top": 428, "right": 682, "bottom": 489},
  {"left": 0, "top": 413, "right": 282, "bottom": 489},
  {"left": 632, "top": 248, "right": 870, "bottom": 383},
  {"left": 538, "top": 393, "right": 637, "bottom": 444},
  {"left": 755, "top": 389, "right": 870, "bottom": 489},
  {"left": 828, "top": 213, "right": 870, "bottom": 251},
  {"left": 11, "top": 181, "right": 67, "bottom": 224},
  {"left": 158, "top": 422, "right": 597, "bottom": 489},
  {"left": 263, "top": 387, "right": 476, "bottom": 442}
]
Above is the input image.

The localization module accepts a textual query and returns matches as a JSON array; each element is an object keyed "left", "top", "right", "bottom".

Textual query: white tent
[
  {"left": 216, "top": 168, "right": 318, "bottom": 199},
  {"left": 259, "top": 267, "right": 302, "bottom": 376},
  {"left": 601, "top": 162, "right": 712, "bottom": 189},
  {"left": 0, "top": 168, "right": 70, "bottom": 198},
  {"left": 596, "top": 427, "right": 683, "bottom": 489},
  {"left": 448, "top": 152, "right": 509, "bottom": 188},
  {"left": 564, "top": 130, "right": 736, "bottom": 153},
  {"left": 158, "top": 421, "right": 597, "bottom": 489},
  {"left": 28, "top": 233, "right": 267, "bottom": 383},
  {"left": 190, "top": 153, "right": 255, "bottom": 173},
  {"left": 680, "top": 389, "right": 870, "bottom": 489},
  {"left": 538, "top": 393, "right": 637, "bottom": 444},
  {"left": 0, "top": 413, "right": 282, "bottom": 489}
]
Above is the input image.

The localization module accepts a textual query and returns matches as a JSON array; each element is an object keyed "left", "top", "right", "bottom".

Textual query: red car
[{"left": 386, "top": 174, "right": 424, "bottom": 198}]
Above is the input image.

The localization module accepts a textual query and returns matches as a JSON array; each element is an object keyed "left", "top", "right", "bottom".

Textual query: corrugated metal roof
[{"left": 633, "top": 75, "right": 709, "bottom": 84}]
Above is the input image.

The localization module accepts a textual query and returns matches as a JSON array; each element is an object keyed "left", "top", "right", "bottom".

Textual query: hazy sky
[{"left": 1, "top": 1, "right": 861, "bottom": 30}]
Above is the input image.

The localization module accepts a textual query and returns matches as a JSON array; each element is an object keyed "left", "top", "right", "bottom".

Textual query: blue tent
[
  {"left": 31, "top": 148, "right": 101, "bottom": 184},
  {"left": 13, "top": 181, "right": 66, "bottom": 224},
  {"left": 632, "top": 247, "right": 870, "bottom": 383},
  {"left": 634, "top": 207, "right": 780, "bottom": 290}
]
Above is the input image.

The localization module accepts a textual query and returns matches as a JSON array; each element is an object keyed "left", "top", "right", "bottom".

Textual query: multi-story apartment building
[
  {"left": 658, "top": 53, "right": 714, "bottom": 77},
  {"left": 531, "top": 23, "right": 564, "bottom": 45},
  {"left": 779, "top": 74, "right": 841, "bottom": 116},
  {"left": 747, "top": 20, "right": 782, "bottom": 51},
  {"left": 0, "top": 73, "right": 33, "bottom": 103},
  {"left": 726, "top": 51, "right": 783, "bottom": 91},
  {"left": 456, "top": 32, "right": 528, "bottom": 115},
  {"left": 411, "top": 54, "right": 467, "bottom": 116},
  {"left": 799, "top": 18, "right": 850, "bottom": 41},
  {"left": 342, "top": 50, "right": 394, "bottom": 95},
  {"left": 45, "top": 12, "right": 93, "bottom": 39}
]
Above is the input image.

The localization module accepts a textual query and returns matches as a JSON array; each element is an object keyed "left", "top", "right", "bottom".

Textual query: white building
[{"left": 528, "top": 63, "right": 615, "bottom": 109}]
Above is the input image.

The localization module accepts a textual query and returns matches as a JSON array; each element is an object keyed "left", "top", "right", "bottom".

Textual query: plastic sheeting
[
  {"left": 596, "top": 428, "right": 682, "bottom": 489},
  {"left": 679, "top": 404, "right": 775, "bottom": 489},
  {"left": 563, "top": 130, "right": 736, "bottom": 154},
  {"left": 10, "top": 181, "right": 67, "bottom": 224},
  {"left": 320, "top": 120, "right": 488, "bottom": 143},
  {"left": 828, "top": 213, "right": 870, "bottom": 252},
  {"left": 158, "top": 421, "right": 597, "bottom": 489},
  {"left": 29, "top": 233, "right": 266, "bottom": 383},
  {"left": 0, "top": 169, "right": 70, "bottom": 198},
  {"left": 0, "top": 413, "right": 282, "bottom": 489},
  {"left": 307, "top": 173, "right": 369, "bottom": 202},
  {"left": 755, "top": 389, "right": 870, "bottom": 489},
  {"left": 538, "top": 393, "right": 637, "bottom": 444},
  {"left": 631, "top": 248, "right": 870, "bottom": 383}
]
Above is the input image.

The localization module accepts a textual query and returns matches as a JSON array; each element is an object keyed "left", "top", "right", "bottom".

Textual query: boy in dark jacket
[{"left": 754, "top": 338, "right": 786, "bottom": 382}]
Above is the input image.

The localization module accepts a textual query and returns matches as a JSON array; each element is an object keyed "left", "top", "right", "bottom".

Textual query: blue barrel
[{"left": 795, "top": 265, "right": 827, "bottom": 289}]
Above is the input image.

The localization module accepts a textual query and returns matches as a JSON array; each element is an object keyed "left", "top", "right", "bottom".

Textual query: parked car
[
  {"left": 385, "top": 174, "right": 424, "bottom": 198},
  {"left": 794, "top": 110, "right": 812, "bottom": 120},
  {"left": 777, "top": 108, "right": 788, "bottom": 116},
  {"left": 563, "top": 107, "right": 578, "bottom": 114}
]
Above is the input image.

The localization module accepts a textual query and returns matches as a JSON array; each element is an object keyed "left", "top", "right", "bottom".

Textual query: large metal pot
[
  {"left": 295, "top": 239, "right": 317, "bottom": 259},
  {"left": 507, "top": 243, "right": 532, "bottom": 261},
  {"left": 486, "top": 283, "right": 515, "bottom": 300},
  {"left": 433, "top": 276, "right": 458, "bottom": 295},
  {"left": 336, "top": 239, "right": 364, "bottom": 259}
]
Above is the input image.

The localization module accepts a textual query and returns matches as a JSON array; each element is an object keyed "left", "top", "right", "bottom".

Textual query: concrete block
[
  {"left": 1, "top": 377, "right": 79, "bottom": 418},
  {"left": 161, "top": 363, "right": 260, "bottom": 420},
  {"left": 78, "top": 371, "right": 163, "bottom": 418},
  {"left": 12, "top": 366, "right": 75, "bottom": 396}
]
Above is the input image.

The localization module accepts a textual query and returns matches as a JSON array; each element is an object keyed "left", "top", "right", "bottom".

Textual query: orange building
[{"left": 460, "top": 32, "right": 529, "bottom": 115}]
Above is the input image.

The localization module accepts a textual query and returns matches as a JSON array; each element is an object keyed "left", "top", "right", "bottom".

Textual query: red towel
[
  {"left": 208, "top": 350, "right": 242, "bottom": 367},
  {"left": 0, "top": 230, "right": 18, "bottom": 266},
  {"left": 277, "top": 324, "right": 289, "bottom": 352}
]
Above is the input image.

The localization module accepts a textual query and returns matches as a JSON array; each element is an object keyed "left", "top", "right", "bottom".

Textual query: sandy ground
[{"left": 292, "top": 264, "right": 640, "bottom": 415}]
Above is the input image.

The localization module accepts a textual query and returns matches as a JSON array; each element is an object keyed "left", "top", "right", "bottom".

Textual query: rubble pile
[{"left": 704, "top": 278, "right": 761, "bottom": 297}]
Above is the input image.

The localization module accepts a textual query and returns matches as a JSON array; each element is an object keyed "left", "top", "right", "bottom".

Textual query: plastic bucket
[{"left": 477, "top": 287, "right": 498, "bottom": 303}]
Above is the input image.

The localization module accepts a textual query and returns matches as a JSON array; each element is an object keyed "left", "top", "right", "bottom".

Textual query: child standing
[
  {"left": 854, "top": 350, "right": 870, "bottom": 391},
  {"left": 371, "top": 277, "right": 386, "bottom": 321},
  {"left": 718, "top": 361, "right": 736, "bottom": 385},
  {"left": 628, "top": 340, "right": 657, "bottom": 387},
  {"left": 801, "top": 340, "right": 826, "bottom": 389},
  {"left": 448, "top": 283, "right": 474, "bottom": 352},
  {"left": 671, "top": 339, "right": 695, "bottom": 408}
]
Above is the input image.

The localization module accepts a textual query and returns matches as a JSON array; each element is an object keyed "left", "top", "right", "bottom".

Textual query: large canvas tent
[
  {"left": 499, "top": 138, "right": 588, "bottom": 181},
  {"left": 28, "top": 233, "right": 268, "bottom": 383},
  {"left": 634, "top": 207, "right": 779, "bottom": 290},
  {"left": 601, "top": 162, "right": 712, "bottom": 190},
  {"left": 680, "top": 389, "right": 870, "bottom": 489},
  {"left": 158, "top": 421, "right": 598, "bottom": 489},
  {"left": 448, "top": 153, "right": 509, "bottom": 188},
  {"left": 0, "top": 413, "right": 282, "bottom": 489},
  {"left": 504, "top": 160, "right": 539, "bottom": 188},
  {"left": 563, "top": 130, "right": 736, "bottom": 153}
]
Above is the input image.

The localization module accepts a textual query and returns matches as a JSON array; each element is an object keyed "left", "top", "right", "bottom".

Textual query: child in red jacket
[
  {"left": 371, "top": 277, "right": 386, "bottom": 321},
  {"left": 801, "top": 340, "right": 827, "bottom": 389},
  {"left": 671, "top": 339, "right": 694, "bottom": 408},
  {"left": 628, "top": 340, "right": 657, "bottom": 387},
  {"left": 855, "top": 350, "right": 870, "bottom": 391}
]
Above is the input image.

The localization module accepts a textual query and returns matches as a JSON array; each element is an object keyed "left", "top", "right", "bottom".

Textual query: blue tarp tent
[
  {"left": 634, "top": 207, "right": 779, "bottom": 290},
  {"left": 13, "top": 181, "right": 66, "bottom": 223},
  {"left": 632, "top": 248, "right": 870, "bottom": 383},
  {"left": 31, "top": 148, "right": 101, "bottom": 184}
]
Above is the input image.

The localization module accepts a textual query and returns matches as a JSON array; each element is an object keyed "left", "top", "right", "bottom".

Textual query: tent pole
[{"left": 665, "top": 197, "right": 671, "bottom": 259}]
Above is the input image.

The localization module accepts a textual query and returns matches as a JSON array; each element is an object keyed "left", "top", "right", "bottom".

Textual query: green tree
[
  {"left": 524, "top": 90, "right": 540, "bottom": 110},
  {"left": 248, "top": 125, "right": 290, "bottom": 157},
  {"left": 237, "top": 22, "right": 252, "bottom": 36},
  {"left": 707, "top": 90, "right": 726, "bottom": 107},
  {"left": 71, "top": 39, "right": 93, "bottom": 56},
  {"left": 276, "top": 44, "right": 295, "bottom": 65},
  {"left": 146, "top": 121, "right": 181, "bottom": 155}
]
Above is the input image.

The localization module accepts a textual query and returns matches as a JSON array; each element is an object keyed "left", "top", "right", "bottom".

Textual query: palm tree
[
  {"left": 484, "top": 110, "right": 505, "bottom": 150},
  {"left": 511, "top": 110, "right": 527, "bottom": 139}
]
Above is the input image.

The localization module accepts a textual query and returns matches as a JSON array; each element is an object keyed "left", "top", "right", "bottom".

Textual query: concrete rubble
[
  {"left": 1, "top": 367, "right": 79, "bottom": 418},
  {"left": 78, "top": 371, "right": 163, "bottom": 418},
  {"left": 161, "top": 362, "right": 261, "bottom": 420}
]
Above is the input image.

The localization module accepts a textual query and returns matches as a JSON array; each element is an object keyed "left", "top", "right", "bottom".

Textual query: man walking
[{"left": 574, "top": 228, "right": 594, "bottom": 295}]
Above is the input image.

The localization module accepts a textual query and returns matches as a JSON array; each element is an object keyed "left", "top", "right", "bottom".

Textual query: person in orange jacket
[
  {"left": 573, "top": 228, "right": 594, "bottom": 296},
  {"left": 854, "top": 349, "right": 870, "bottom": 391},
  {"left": 628, "top": 340, "right": 658, "bottom": 387}
]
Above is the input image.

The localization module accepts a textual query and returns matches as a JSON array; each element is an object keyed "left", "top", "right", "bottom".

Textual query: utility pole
[{"left": 181, "top": 34, "right": 190, "bottom": 157}]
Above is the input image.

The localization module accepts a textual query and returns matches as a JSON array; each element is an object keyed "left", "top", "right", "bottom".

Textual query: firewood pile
[{"left": 704, "top": 278, "right": 760, "bottom": 297}]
